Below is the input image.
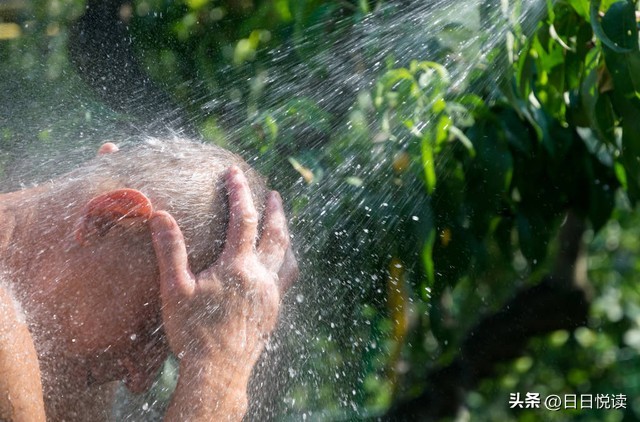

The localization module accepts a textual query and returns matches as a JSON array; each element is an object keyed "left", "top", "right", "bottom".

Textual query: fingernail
[
  {"left": 227, "top": 166, "right": 246, "bottom": 186},
  {"left": 271, "top": 191, "right": 282, "bottom": 207}
]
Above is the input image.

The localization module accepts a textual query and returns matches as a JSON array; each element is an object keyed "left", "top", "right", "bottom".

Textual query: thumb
[{"left": 150, "top": 211, "right": 195, "bottom": 304}]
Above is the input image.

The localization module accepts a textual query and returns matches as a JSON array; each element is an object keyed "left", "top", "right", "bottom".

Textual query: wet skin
[{"left": 0, "top": 143, "right": 298, "bottom": 421}]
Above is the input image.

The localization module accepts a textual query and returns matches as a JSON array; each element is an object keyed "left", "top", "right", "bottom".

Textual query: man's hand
[{"left": 150, "top": 166, "right": 297, "bottom": 420}]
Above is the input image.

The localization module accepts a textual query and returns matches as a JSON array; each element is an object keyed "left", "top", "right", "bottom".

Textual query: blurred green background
[{"left": 2, "top": 0, "right": 640, "bottom": 420}]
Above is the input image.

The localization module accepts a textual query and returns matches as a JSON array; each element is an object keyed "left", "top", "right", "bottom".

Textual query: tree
[{"left": 1, "top": 0, "right": 639, "bottom": 420}]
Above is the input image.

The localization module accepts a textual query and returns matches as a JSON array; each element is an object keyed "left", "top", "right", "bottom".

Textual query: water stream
[{"left": 0, "top": 0, "right": 547, "bottom": 420}]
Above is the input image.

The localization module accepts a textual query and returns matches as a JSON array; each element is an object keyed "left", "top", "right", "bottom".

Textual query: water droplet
[
  {"left": 296, "top": 294, "right": 304, "bottom": 303},
  {"left": 130, "top": 333, "right": 137, "bottom": 341}
]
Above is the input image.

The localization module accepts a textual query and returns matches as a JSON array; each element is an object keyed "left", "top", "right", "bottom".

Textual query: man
[{"left": 0, "top": 139, "right": 297, "bottom": 421}]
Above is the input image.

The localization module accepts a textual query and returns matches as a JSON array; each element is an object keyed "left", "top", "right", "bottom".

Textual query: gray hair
[{"left": 38, "top": 138, "right": 268, "bottom": 273}]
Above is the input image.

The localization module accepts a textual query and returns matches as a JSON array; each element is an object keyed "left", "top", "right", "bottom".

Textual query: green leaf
[
  {"left": 465, "top": 122, "right": 513, "bottom": 235},
  {"left": 578, "top": 62, "right": 618, "bottom": 144},
  {"left": 588, "top": 160, "right": 618, "bottom": 231},
  {"left": 531, "top": 107, "right": 556, "bottom": 156},
  {"left": 421, "top": 230, "right": 436, "bottom": 290},
  {"left": 593, "top": 94, "right": 617, "bottom": 145},
  {"left": 567, "top": 0, "right": 591, "bottom": 20},
  {"left": 614, "top": 98, "right": 640, "bottom": 202},
  {"left": 378, "top": 68, "right": 416, "bottom": 90},
  {"left": 501, "top": 108, "right": 534, "bottom": 154},
  {"left": 284, "top": 98, "right": 332, "bottom": 132},
  {"left": 448, "top": 125, "right": 476, "bottom": 157},
  {"left": 516, "top": 43, "right": 535, "bottom": 101},
  {"left": 435, "top": 114, "right": 451, "bottom": 148},
  {"left": 576, "top": 21, "right": 594, "bottom": 59},
  {"left": 495, "top": 216, "right": 514, "bottom": 260},
  {"left": 602, "top": 4, "right": 640, "bottom": 103},
  {"left": 421, "top": 136, "right": 437, "bottom": 194},
  {"left": 516, "top": 212, "right": 550, "bottom": 265},
  {"left": 600, "top": 1, "right": 638, "bottom": 51},
  {"left": 591, "top": 0, "right": 635, "bottom": 53}
]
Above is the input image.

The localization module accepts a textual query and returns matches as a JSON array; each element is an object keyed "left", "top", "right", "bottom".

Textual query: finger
[
  {"left": 97, "top": 142, "right": 119, "bottom": 155},
  {"left": 222, "top": 166, "right": 259, "bottom": 258},
  {"left": 150, "top": 211, "right": 195, "bottom": 302},
  {"left": 257, "top": 191, "right": 290, "bottom": 273},
  {"left": 277, "top": 247, "right": 299, "bottom": 294}
]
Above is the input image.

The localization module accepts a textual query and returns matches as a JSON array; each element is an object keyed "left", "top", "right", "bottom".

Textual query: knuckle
[
  {"left": 156, "top": 230, "right": 181, "bottom": 251},
  {"left": 262, "top": 283, "right": 281, "bottom": 312},
  {"left": 290, "top": 259, "right": 300, "bottom": 279},
  {"left": 288, "top": 262, "right": 300, "bottom": 285},
  {"left": 269, "top": 270, "right": 280, "bottom": 286},
  {"left": 235, "top": 207, "right": 258, "bottom": 226},
  {"left": 227, "top": 260, "right": 251, "bottom": 280},
  {"left": 279, "top": 258, "right": 299, "bottom": 292},
  {"left": 269, "top": 226, "right": 289, "bottom": 246}
]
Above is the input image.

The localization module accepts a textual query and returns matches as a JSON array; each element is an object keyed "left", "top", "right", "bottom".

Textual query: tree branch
[{"left": 380, "top": 211, "right": 590, "bottom": 421}]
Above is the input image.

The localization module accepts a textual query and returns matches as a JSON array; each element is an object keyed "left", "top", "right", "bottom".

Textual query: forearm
[
  {"left": 164, "top": 355, "right": 252, "bottom": 422},
  {"left": 0, "top": 285, "right": 46, "bottom": 422}
]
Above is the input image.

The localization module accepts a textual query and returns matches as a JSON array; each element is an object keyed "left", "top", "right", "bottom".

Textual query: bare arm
[
  {"left": 0, "top": 284, "right": 46, "bottom": 422},
  {"left": 150, "top": 166, "right": 297, "bottom": 421}
]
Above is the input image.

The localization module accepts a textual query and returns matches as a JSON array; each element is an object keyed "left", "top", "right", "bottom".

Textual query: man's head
[
  {"left": 2, "top": 138, "right": 268, "bottom": 391},
  {"left": 63, "top": 138, "right": 268, "bottom": 273}
]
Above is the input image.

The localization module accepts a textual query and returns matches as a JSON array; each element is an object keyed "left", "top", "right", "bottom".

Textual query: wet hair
[{"left": 40, "top": 138, "right": 268, "bottom": 274}]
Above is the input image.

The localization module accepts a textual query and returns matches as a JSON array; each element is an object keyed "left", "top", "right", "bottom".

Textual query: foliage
[{"left": 3, "top": 0, "right": 640, "bottom": 420}]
